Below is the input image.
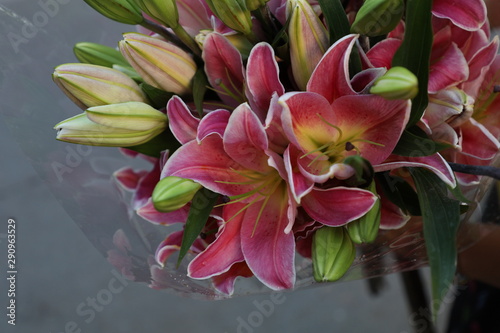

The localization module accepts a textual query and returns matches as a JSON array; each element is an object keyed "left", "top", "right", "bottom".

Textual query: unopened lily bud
[
  {"left": 370, "top": 66, "right": 418, "bottom": 100},
  {"left": 288, "top": 0, "right": 329, "bottom": 90},
  {"left": 52, "top": 64, "right": 148, "bottom": 109},
  {"left": 74, "top": 42, "right": 130, "bottom": 68},
  {"left": 205, "top": 0, "right": 253, "bottom": 35},
  {"left": 85, "top": 102, "right": 167, "bottom": 131},
  {"left": 351, "top": 0, "right": 404, "bottom": 36},
  {"left": 312, "top": 226, "right": 356, "bottom": 282},
  {"left": 83, "top": 0, "right": 144, "bottom": 25},
  {"left": 245, "top": 0, "right": 270, "bottom": 11},
  {"left": 119, "top": 33, "right": 197, "bottom": 95},
  {"left": 347, "top": 181, "right": 381, "bottom": 244},
  {"left": 54, "top": 102, "right": 167, "bottom": 147},
  {"left": 133, "top": 0, "right": 179, "bottom": 28},
  {"left": 152, "top": 177, "right": 202, "bottom": 212}
]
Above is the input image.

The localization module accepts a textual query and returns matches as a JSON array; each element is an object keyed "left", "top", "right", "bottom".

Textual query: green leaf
[
  {"left": 409, "top": 168, "right": 461, "bottom": 318},
  {"left": 392, "top": 0, "right": 433, "bottom": 127},
  {"left": 177, "top": 188, "right": 219, "bottom": 267},
  {"left": 124, "top": 129, "right": 180, "bottom": 157},
  {"left": 192, "top": 68, "right": 208, "bottom": 118},
  {"left": 375, "top": 172, "right": 421, "bottom": 215},
  {"left": 317, "top": 0, "right": 361, "bottom": 76},
  {"left": 140, "top": 82, "right": 174, "bottom": 109},
  {"left": 317, "top": 0, "right": 350, "bottom": 44},
  {"left": 393, "top": 126, "right": 451, "bottom": 157}
]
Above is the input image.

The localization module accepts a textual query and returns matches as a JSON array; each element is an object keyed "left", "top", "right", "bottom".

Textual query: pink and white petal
[
  {"left": 188, "top": 202, "right": 245, "bottom": 279},
  {"left": 196, "top": 109, "right": 230, "bottom": 142},
  {"left": 466, "top": 36, "right": 499, "bottom": 83},
  {"left": 113, "top": 167, "right": 148, "bottom": 191},
  {"left": 301, "top": 187, "right": 377, "bottom": 227},
  {"left": 162, "top": 136, "right": 256, "bottom": 198},
  {"left": 132, "top": 160, "right": 162, "bottom": 209},
  {"left": 245, "top": 43, "right": 285, "bottom": 122},
  {"left": 137, "top": 199, "right": 190, "bottom": 225},
  {"left": 212, "top": 261, "right": 253, "bottom": 295},
  {"left": 279, "top": 92, "right": 338, "bottom": 152},
  {"left": 432, "top": 0, "right": 486, "bottom": 31},
  {"left": 332, "top": 95, "right": 411, "bottom": 165},
  {"left": 240, "top": 184, "right": 296, "bottom": 290},
  {"left": 373, "top": 153, "right": 456, "bottom": 188},
  {"left": 284, "top": 145, "right": 314, "bottom": 203},
  {"left": 203, "top": 33, "right": 245, "bottom": 108},
  {"left": 366, "top": 38, "right": 401, "bottom": 69},
  {"left": 177, "top": 0, "right": 212, "bottom": 36},
  {"left": 307, "top": 34, "right": 357, "bottom": 104},
  {"left": 155, "top": 231, "right": 184, "bottom": 265},
  {"left": 167, "top": 96, "right": 200, "bottom": 144},
  {"left": 265, "top": 94, "right": 289, "bottom": 154},
  {"left": 378, "top": 193, "right": 411, "bottom": 230},
  {"left": 460, "top": 119, "right": 500, "bottom": 160},
  {"left": 295, "top": 234, "right": 313, "bottom": 259},
  {"left": 428, "top": 43, "right": 468, "bottom": 93},
  {"left": 223, "top": 103, "right": 270, "bottom": 173}
]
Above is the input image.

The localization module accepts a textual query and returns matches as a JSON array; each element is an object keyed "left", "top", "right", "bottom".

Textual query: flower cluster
[{"left": 53, "top": 0, "right": 499, "bottom": 299}]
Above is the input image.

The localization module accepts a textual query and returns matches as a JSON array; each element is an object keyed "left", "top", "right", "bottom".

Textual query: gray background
[{"left": 0, "top": 1, "right": 453, "bottom": 332}]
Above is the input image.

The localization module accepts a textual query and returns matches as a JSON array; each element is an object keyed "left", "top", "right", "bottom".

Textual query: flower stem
[
  {"left": 448, "top": 162, "right": 500, "bottom": 180},
  {"left": 171, "top": 25, "right": 201, "bottom": 58},
  {"left": 140, "top": 18, "right": 183, "bottom": 46}
]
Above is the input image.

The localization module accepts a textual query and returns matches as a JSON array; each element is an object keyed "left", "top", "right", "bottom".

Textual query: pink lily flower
[{"left": 162, "top": 103, "right": 297, "bottom": 290}]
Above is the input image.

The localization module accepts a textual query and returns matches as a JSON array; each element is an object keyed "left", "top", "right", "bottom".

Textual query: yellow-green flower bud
[
  {"left": 85, "top": 101, "right": 167, "bottom": 131},
  {"left": 312, "top": 226, "right": 356, "bottom": 282},
  {"left": 119, "top": 33, "right": 197, "bottom": 95},
  {"left": 52, "top": 63, "right": 148, "bottom": 109},
  {"left": 205, "top": 0, "right": 253, "bottom": 36},
  {"left": 152, "top": 177, "right": 202, "bottom": 212},
  {"left": 133, "top": 0, "right": 179, "bottom": 28},
  {"left": 351, "top": 0, "right": 404, "bottom": 37},
  {"left": 245, "top": 0, "right": 270, "bottom": 11},
  {"left": 347, "top": 181, "right": 381, "bottom": 244},
  {"left": 54, "top": 102, "right": 167, "bottom": 147},
  {"left": 74, "top": 42, "right": 130, "bottom": 68},
  {"left": 84, "top": 0, "right": 144, "bottom": 25},
  {"left": 370, "top": 66, "right": 418, "bottom": 100},
  {"left": 288, "top": 0, "right": 329, "bottom": 90}
]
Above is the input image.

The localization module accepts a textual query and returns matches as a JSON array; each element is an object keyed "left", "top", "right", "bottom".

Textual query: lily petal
[
  {"left": 167, "top": 96, "right": 200, "bottom": 144},
  {"left": 196, "top": 109, "right": 231, "bottom": 142},
  {"left": 137, "top": 199, "right": 190, "bottom": 225},
  {"left": 432, "top": 0, "right": 486, "bottom": 31},
  {"left": 203, "top": 33, "right": 245, "bottom": 108},
  {"left": 245, "top": 42, "right": 285, "bottom": 122},
  {"left": 212, "top": 261, "right": 253, "bottom": 295},
  {"left": 307, "top": 34, "right": 357, "bottom": 104},
  {"left": 188, "top": 203, "right": 245, "bottom": 279},
  {"left": 301, "top": 187, "right": 377, "bottom": 226},
  {"left": 240, "top": 184, "right": 296, "bottom": 290},
  {"left": 373, "top": 154, "right": 457, "bottom": 188},
  {"left": 223, "top": 103, "right": 270, "bottom": 173}
]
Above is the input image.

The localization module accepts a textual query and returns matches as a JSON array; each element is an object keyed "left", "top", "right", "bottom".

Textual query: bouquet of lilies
[{"left": 52, "top": 0, "right": 500, "bottom": 314}]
